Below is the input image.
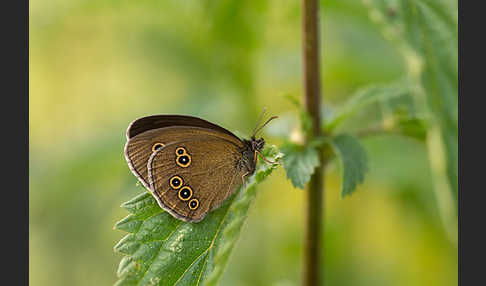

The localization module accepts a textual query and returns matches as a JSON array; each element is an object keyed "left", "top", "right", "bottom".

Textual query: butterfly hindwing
[{"left": 147, "top": 138, "right": 247, "bottom": 222}]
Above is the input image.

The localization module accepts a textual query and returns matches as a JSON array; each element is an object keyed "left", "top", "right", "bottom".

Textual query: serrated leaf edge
[
  {"left": 330, "top": 134, "right": 369, "bottom": 198},
  {"left": 115, "top": 146, "right": 282, "bottom": 286}
]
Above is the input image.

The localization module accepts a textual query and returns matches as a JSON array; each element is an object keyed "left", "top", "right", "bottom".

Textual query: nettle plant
[{"left": 113, "top": 0, "right": 457, "bottom": 285}]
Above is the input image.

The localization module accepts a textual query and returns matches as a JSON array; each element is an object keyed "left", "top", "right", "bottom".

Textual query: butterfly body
[
  {"left": 239, "top": 137, "right": 266, "bottom": 175},
  {"left": 124, "top": 115, "right": 267, "bottom": 222}
]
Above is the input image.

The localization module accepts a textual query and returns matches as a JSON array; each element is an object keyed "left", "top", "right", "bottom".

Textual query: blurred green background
[{"left": 30, "top": 0, "right": 457, "bottom": 285}]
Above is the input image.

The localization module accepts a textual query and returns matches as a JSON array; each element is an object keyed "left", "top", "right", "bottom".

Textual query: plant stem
[{"left": 302, "top": 0, "right": 324, "bottom": 285}]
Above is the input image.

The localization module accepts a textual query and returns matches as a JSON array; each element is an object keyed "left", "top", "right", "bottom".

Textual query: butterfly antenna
[
  {"left": 253, "top": 115, "right": 279, "bottom": 137},
  {"left": 252, "top": 107, "right": 267, "bottom": 137}
]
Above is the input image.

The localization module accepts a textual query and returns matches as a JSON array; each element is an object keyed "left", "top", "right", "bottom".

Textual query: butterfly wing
[
  {"left": 147, "top": 135, "right": 248, "bottom": 222},
  {"left": 124, "top": 117, "right": 244, "bottom": 190},
  {"left": 126, "top": 114, "right": 240, "bottom": 140}
]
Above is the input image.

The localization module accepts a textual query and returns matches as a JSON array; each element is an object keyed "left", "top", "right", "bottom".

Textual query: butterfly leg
[
  {"left": 255, "top": 150, "right": 280, "bottom": 165},
  {"left": 241, "top": 171, "right": 249, "bottom": 189}
]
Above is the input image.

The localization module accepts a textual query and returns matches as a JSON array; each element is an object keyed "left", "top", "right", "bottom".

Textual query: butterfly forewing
[
  {"left": 126, "top": 115, "right": 240, "bottom": 140},
  {"left": 124, "top": 125, "right": 243, "bottom": 189}
]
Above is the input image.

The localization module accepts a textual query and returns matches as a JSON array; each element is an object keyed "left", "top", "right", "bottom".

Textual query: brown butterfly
[{"left": 124, "top": 113, "right": 277, "bottom": 222}]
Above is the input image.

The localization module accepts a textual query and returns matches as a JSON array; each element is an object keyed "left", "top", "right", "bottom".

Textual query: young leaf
[
  {"left": 281, "top": 143, "right": 320, "bottom": 189},
  {"left": 380, "top": 86, "right": 428, "bottom": 141},
  {"left": 331, "top": 134, "right": 369, "bottom": 197},
  {"left": 395, "top": 117, "right": 427, "bottom": 141},
  {"left": 114, "top": 146, "right": 283, "bottom": 286},
  {"left": 325, "top": 79, "right": 411, "bottom": 132}
]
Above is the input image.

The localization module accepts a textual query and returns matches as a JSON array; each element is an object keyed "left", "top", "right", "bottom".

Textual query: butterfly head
[
  {"left": 241, "top": 137, "right": 265, "bottom": 175},
  {"left": 239, "top": 112, "right": 278, "bottom": 174},
  {"left": 250, "top": 137, "right": 265, "bottom": 152}
]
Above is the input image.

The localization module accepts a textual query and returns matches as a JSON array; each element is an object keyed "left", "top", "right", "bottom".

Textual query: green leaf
[
  {"left": 395, "top": 117, "right": 427, "bottom": 141},
  {"left": 281, "top": 143, "right": 320, "bottom": 189},
  {"left": 363, "top": 0, "right": 458, "bottom": 243},
  {"left": 364, "top": 0, "right": 458, "bottom": 203},
  {"left": 380, "top": 85, "right": 428, "bottom": 141},
  {"left": 408, "top": 0, "right": 458, "bottom": 202},
  {"left": 325, "top": 79, "right": 412, "bottom": 132},
  {"left": 113, "top": 146, "right": 283, "bottom": 286},
  {"left": 331, "top": 134, "right": 369, "bottom": 197},
  {"left": 325, "top": 78, "right": 428, "bottom": 141}
]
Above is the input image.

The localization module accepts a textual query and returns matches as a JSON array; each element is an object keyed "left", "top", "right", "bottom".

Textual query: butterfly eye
[
  {"left": 188, "top": 198, "right": 199, "bottom": 210},
  {"left": 169, "top": 176, "right": 183, "bottom": 189},
  {"left": 178, "top": 186, "right": 193, "bottom": 201},
  {"left": 176, "top": 155, "right": 191, "bottom": 167},
  {"left": 175, "top": 147, "right": 187, "bottom": 155},
  {"left": 152, "top": 142, "right": 165, "bottom": 152}
]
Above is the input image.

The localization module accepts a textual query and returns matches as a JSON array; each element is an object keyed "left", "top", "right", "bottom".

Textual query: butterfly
[{"left": 123, "top": 113, "right": 277, "bottom": 222}]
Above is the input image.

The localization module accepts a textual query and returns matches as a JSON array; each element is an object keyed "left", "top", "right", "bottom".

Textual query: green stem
[{"left": 302, "top": 0, "right": 324, "bottom": 285}]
